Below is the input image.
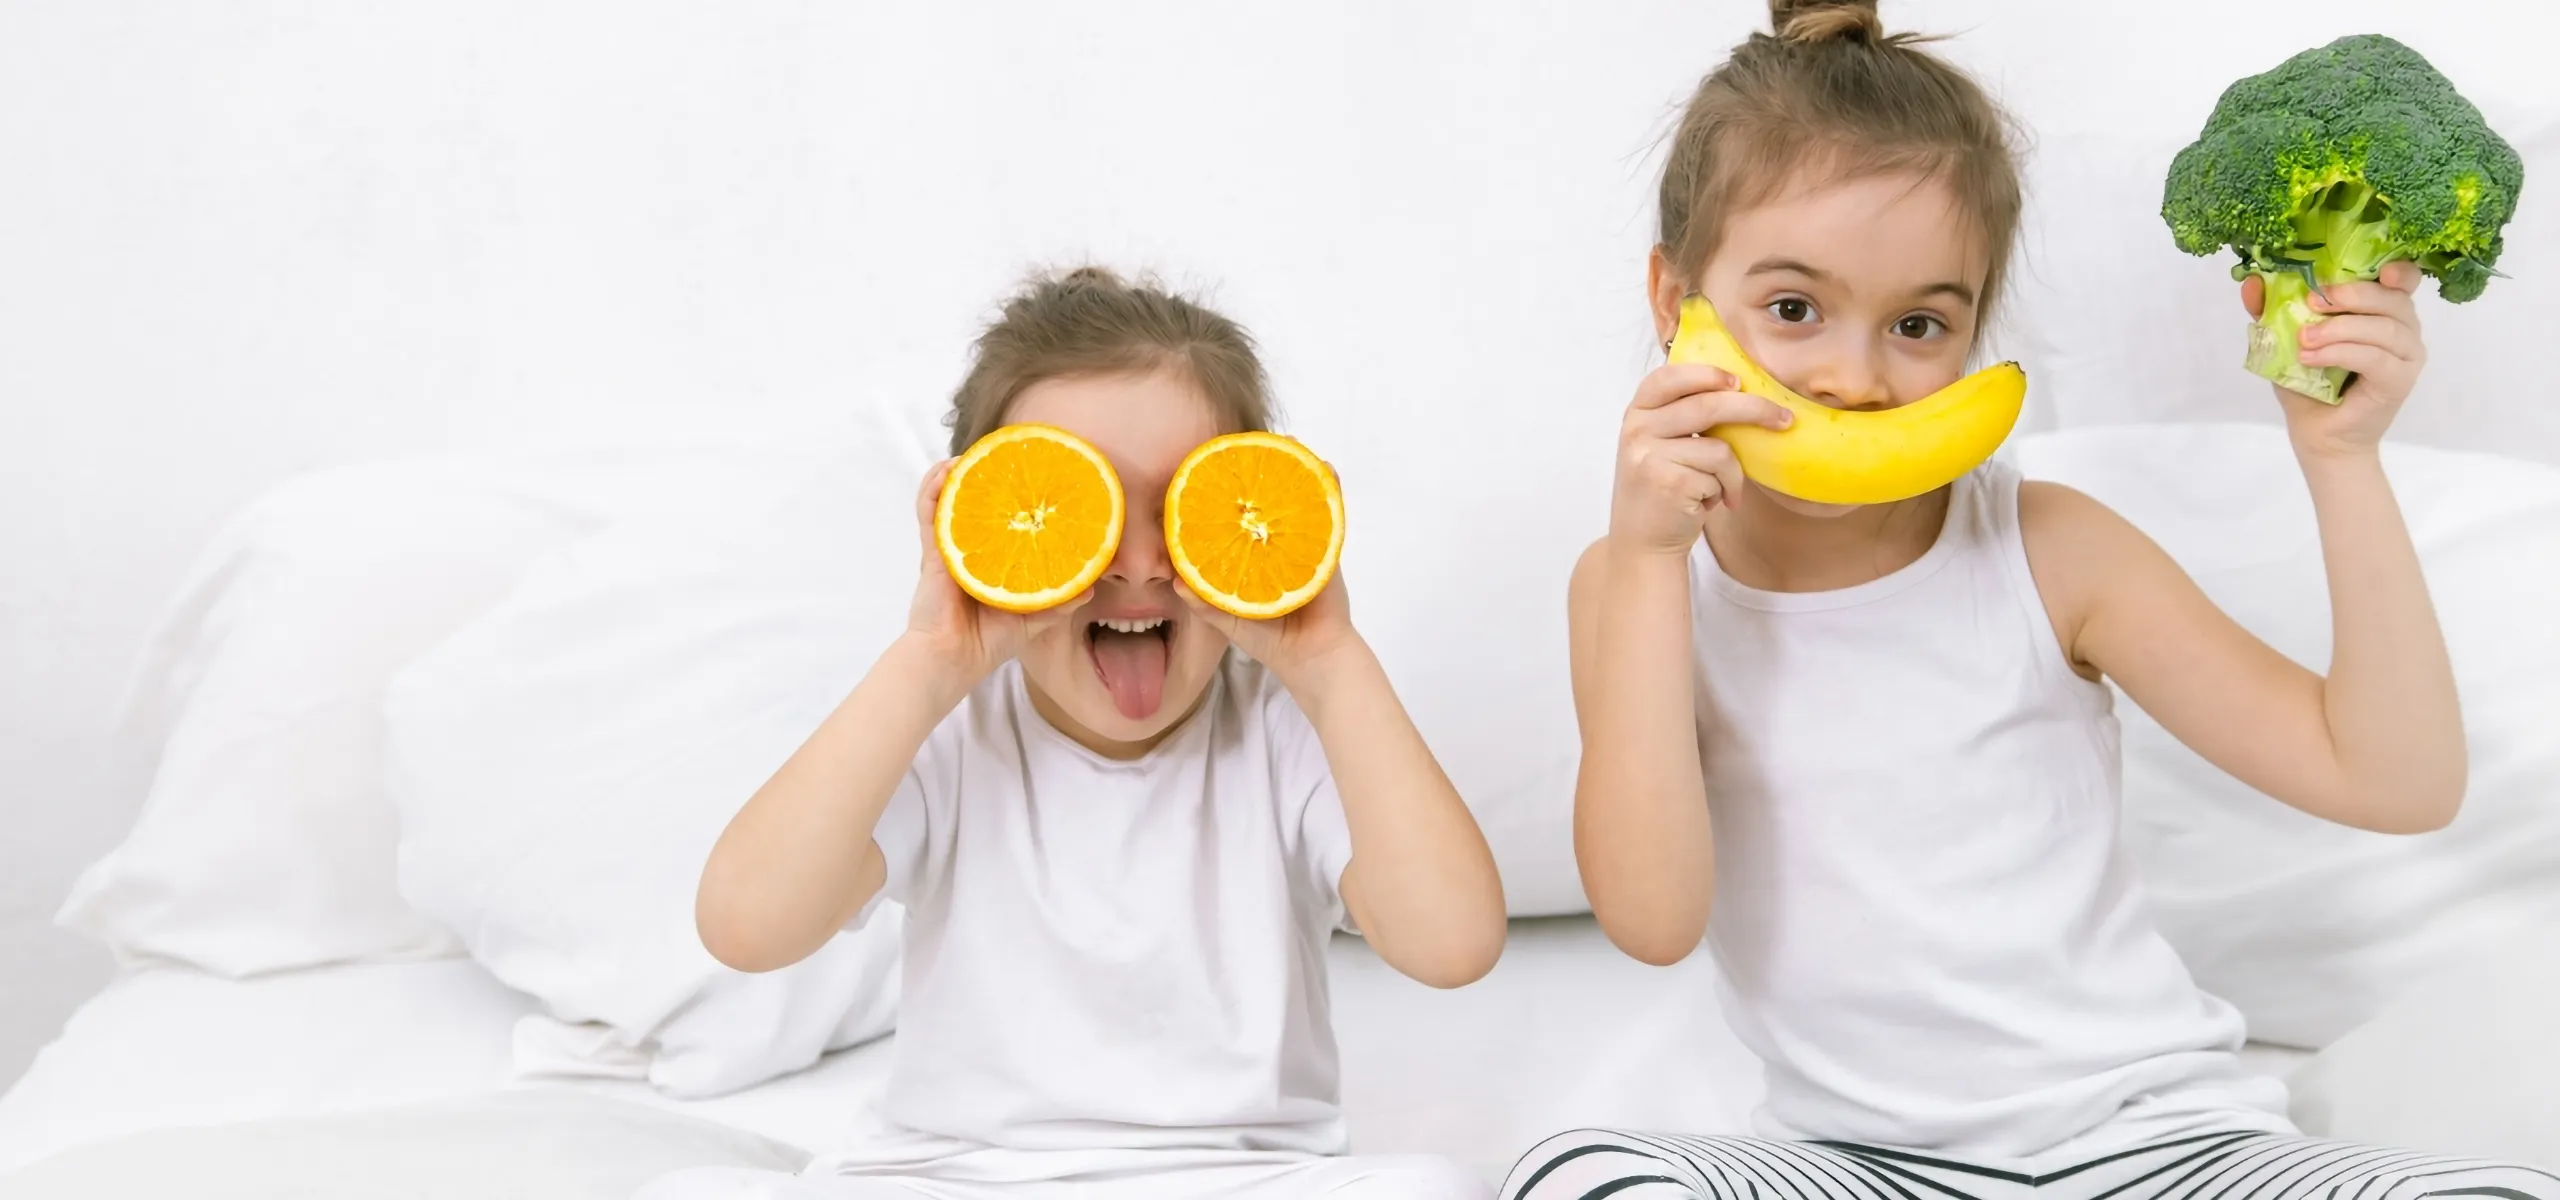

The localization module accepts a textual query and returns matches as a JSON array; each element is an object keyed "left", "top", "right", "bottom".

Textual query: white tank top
[{"left": 1688, "top": 460, "right": 2293, "bottom": 1165}]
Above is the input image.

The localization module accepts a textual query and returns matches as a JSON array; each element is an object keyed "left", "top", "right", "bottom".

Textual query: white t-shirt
[{"left": 842, "top": 654, "right": 1357, "bottom": 1165}]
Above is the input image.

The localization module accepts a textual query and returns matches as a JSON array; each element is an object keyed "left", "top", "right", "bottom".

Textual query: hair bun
[
  {"left": 1054, "top": 265, "right": 1127, "bottom": 290},
  {"left": 1770, "top": 0, "right": 1885, "bottom": 44}
]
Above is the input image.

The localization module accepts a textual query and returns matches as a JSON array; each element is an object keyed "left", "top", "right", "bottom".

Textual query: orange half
[
  {"left": 934, "top": 424, "right": 1125, "bottom": 613},
  {"left": 1165, "top": 432, "right": 1344, "bottom": 620}
]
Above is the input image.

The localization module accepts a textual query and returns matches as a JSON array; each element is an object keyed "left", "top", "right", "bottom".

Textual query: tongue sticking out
[{"left": 1090, "top": 628, "right": 1169, "bottom": 720}]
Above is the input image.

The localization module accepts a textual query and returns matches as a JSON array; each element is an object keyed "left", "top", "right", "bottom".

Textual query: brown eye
[
  {"left": 1770, "top": 298, "right": 1813, "bottom": 323},
  {"left": 1895, "top": 314, "right": 1946, "bottom": 340}
]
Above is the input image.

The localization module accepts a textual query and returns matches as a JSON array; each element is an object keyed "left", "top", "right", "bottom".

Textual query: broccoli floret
[{"left": 2161, "top": 34, "right": 2525, "bottom": 404}]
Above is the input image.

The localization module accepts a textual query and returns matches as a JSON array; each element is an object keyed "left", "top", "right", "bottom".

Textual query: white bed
[
  {"left": 0, "top": 915, "right": 2321, "bottom": 1187},
  {"left": 14, "top": 412, "right": 2560, "bottom": 1199},
  {"left": 10, "top": 423, "right": 2560, "bottom": 1194}
]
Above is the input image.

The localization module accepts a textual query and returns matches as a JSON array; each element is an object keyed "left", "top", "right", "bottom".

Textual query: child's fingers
[
  {"left": 1171, "top": 580, "right": 1245, "bottom": 641},
  {"left": 2300, "top": 314, "right": 2421, "bottom": 365},
  {"left": 914, "top": 461, "right": 953, "bottom": 538},
  {"left": 1631, "top": 364, "right": 1738, "bottom": 411},
  {"left": 2310, "top": 277, "right": 2420, "bottom": 328},
  {"left": 1642, "top": 436, "right": 1747, "bottom": 513},
  {"left": 913, "top": 460, "right": 957, "bottom": 569},
  {"left": 2298, "top": 338, "right": 2408, "bottom": 384},
  {"left": 1022, "top": 588, "right": 1092, "bottom": 640},
  {"left": 1171, "top": 578, "right": 1223, "bottom": 625},
  {"left": 2378, "top": 260, "right": 2425, "bottom": 294},
  {"left": 2238, "top": 273, "right": 2265, "bottom": 320},
  {"left": 1631, "top": 390, "right": 1793, "bottom": 440}
]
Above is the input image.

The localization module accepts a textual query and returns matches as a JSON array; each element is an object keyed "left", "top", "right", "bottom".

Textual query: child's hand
[
  {"left": 1610, "top": 364, "right": 1793, "bottom": 553},
  {"left": 904, "top": 460, "right": 1087, "bottom": 686},
  {"left": 2243, "top": 259, "right": 2429, "bottom": 459},
  {"left": 1178, "top": 570, "right": 1362, "bottom": 696}
]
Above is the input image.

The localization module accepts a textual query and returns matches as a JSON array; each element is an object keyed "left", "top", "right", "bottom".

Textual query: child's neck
[
  {"left": 1023, "top": 672, "right": 1207, "bottom": 762},
  {"left": 1702, "top": 484, "right": 1953, "bottom": 594}
]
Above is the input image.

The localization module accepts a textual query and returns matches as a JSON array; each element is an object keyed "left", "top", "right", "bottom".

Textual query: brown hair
[
  {"left": 944, "top": 266, "right": 1275, "bottom": 456},
  {"left": 1657, "top": 0, "right": 2024, "bottom": 335}
]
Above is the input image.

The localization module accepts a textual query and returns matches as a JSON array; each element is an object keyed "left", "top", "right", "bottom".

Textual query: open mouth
[{"left": 1085, "top": 617, "right": 1176, "bottom": 720}]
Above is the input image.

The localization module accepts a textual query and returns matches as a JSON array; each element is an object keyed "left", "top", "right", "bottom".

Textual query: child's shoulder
[
  {"left": 2013, "top": 474, "right": 2160, "bottom": 591},
  {"left": 2011, "top": 470, "right": 2206, "bottom": 682}
]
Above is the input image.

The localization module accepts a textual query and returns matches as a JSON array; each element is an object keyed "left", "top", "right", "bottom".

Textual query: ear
[{"left": 1646, "top": 245, "right": 1686, "bottom": 349}]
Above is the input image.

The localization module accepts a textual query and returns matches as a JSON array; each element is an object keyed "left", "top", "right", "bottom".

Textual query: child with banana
[{"left": 1508, "top": 2, "right": 2549, "bottom": 1198}]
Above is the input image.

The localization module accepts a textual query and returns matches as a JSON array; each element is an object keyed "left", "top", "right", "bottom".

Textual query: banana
[{"left": 1666, "top": 294, "right": 2027, "bottom": 506}]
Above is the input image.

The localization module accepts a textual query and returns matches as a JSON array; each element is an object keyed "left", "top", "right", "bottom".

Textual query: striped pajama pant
[{"left": 1503, "top": 1128, "right": 2558, "bottom": 1200}]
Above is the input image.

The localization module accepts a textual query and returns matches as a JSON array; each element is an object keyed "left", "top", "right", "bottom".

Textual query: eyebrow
[
  {"left": 1745, "top": 256, "right": 1832, "bottom": 281},
  {"left": 1745, "top": 256, "right": 1978, "bottom": 308}
]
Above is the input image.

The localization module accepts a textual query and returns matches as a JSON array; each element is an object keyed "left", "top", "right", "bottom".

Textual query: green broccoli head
[{"left": 2161, "top": 34, "right": 2526, "bottom": 403}]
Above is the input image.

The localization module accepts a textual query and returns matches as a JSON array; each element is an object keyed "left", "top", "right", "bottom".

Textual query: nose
[
  {"left": 1104, "top": 508, "right": 1174, "bottom": 588},
  {"left": 1810, "top": 338, "right": 1898, "bottom": 412}
]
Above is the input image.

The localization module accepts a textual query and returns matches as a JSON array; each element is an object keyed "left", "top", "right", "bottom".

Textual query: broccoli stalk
[
  {"left": 2242, "top": 178, "right": 2406, "bottom": 401},
  {"left": 2163, "top": 35, "right": 2525, "bottom": 405}
]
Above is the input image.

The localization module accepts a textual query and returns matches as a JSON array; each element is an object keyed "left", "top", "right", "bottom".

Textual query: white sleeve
[
  {"left": 847, "top": 717, "right": 960, "bottom": 929},
  {"left": 1267, "top": 691, "right": 1355, "bottom": 931},
  {"left": 1299, "top": 776, "right": 1356, "bottom": 933},
  {"left": 870, "top": 773, "right": 930, "bottom": 902}
]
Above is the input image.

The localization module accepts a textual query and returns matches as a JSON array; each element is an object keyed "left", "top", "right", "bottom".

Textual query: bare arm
[
  {"left": 1571, "top": 355, "right": 1794, "bottom": 966},
  {"left": 696, "top": 634, "right": 969, "bottom": 972},
  {"left": 2024, "top": 465, "right": 2461, "bottom": 834},
  {"left": 1299, "top": 632, "right": 1507, "bottom": 989},
  {"left": 1569, "top": 537, "right": 1717, "bottom": 965},
  {"left": 2024, "top": 262, "right": 2464, "bottom": 834},
  {"left": 1180, "top": 577, "right": 1506, "bottom": 989},
  {"left": 696, "top": 461, "right": 1080, "bottom": 972}
]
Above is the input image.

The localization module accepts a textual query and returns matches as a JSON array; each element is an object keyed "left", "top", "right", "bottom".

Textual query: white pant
[{"left": 637, "top": 1153, "right": 1490, "bottom": 1200}]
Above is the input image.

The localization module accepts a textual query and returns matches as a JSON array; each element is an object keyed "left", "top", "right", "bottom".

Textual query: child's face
[
  {"left": 1005, "top": 369, "right": 1234, "bottom": 758},
  {"left": 1657, "top": 169, "right": 1990, "bottom": 518}
]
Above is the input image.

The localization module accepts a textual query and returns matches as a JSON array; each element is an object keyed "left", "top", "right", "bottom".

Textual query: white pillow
[
  {"left": 2285, "top": 924, "right": 2560, "bottom": 1165},
  {"left": 0, "top": 1090, "right": 808, "bottom": 1199},
  {"left": 0, "top": 960, "right": 534, "bottom": 1174},
  {"left": 1325, "top": 455, "right": 1588, "bottom": 918},
  {"left": 56, "top": 438, "right": 832, "bottom": 978},
  {"left": 2005, "top": 120, "right": 2560, "bottom": 467},
  {"left": 2014, "top": 424, "right": 2560, "bottom": 1049},
  {"left": 384, "top": 431, "right": 926, "bottom": 1099}
]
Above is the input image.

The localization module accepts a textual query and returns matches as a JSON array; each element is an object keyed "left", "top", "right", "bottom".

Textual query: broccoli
[{"left": 2161, "top": 34, "right": 2525, "bottom": 404}]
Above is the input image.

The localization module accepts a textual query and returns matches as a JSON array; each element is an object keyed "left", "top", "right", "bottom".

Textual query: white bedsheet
[{"left": 0, "top": 917, "right": 2310, "bottom": 1182}]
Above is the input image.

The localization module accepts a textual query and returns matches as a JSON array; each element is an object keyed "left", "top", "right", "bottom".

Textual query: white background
[{"left": 4, "top": 1, "right": 2553, "bottom": 1087}]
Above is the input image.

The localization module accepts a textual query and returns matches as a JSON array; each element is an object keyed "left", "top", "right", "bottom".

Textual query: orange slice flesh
[
  {"left": 935, "top": 424, "right": 1125, "bottom": 613},
  {"left": 1165, "top": 432, "right": 1344, "bottom": 620}
]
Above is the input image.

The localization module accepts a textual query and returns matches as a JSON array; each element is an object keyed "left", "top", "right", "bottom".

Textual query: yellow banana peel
[{"left": 1667, "top": 294, "right": 2027, "bottom": 506}]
